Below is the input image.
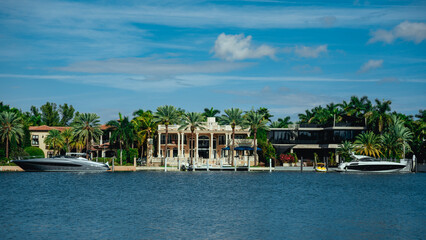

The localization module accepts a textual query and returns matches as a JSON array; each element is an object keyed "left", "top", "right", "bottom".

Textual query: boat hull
[
  {"left": 13, "top": 158, "right": 110, "bottom": 172},
  {"left": 337, "top": 162, "right": 406, "bottom": 173}
]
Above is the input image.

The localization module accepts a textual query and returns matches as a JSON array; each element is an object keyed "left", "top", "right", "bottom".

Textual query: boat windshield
[{"left": 358, "top": 157, "right": 377, "bottom": 161}]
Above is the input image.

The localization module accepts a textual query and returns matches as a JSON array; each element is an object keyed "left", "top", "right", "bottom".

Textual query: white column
[
  {"left": 195, "top": 133, "right": 199, "bottom": 159},
  {"left": 209, "top": 133, "right": 213, "bottom": 160},
  {"left": 177, "top": 132, "right": 181, "bottom": 157},
  {"left": 225, "top": 133, "right": 229, "bottom": 146},
  {"left": 158, "top": 133, "right": 161, "bottom": 157},
  {"left": 100, "top": 135, "right": 103, "bottom": 145},
  {"left": 181, "top": 133, "right": 185, "bottom": 157}
]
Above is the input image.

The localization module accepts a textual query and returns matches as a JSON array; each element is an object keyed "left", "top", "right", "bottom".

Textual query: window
[
  {"left": 219, "top": 135, "right": 226, "bottom": 145},
  {"left": 32, "top": 135, "right": 39, "bottom": 146}
]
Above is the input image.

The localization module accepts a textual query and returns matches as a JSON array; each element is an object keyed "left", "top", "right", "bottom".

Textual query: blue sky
[{"left": 0, "top": 0, "right": 425, "bottom": 123}]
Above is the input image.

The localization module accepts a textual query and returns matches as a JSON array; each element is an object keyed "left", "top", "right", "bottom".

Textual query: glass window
[
  {"left": 219, "top": 135, "right": 226, "bottom": 145},
  {"left": 31, "top": 135, "right": 39, "bottom": 146}
]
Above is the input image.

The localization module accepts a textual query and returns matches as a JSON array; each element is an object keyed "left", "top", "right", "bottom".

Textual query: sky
[{"left": 0, "top": 0, "right": 425, "bottom": 123}]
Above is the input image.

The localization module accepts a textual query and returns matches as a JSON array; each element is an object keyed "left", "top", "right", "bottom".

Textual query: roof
[
  {"left": 29, "top": 125, "right": 71, "bottom": 132},
  {"left": 29, "top": 124, "right": 110, "bottom": 131}
]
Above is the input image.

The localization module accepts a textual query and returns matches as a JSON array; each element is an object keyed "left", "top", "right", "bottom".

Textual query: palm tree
[
  {"left": 277, "top": 116, "right": 292, "bottom": 128},
  {"left": 298, "top": 109, "right": 314, "bottom": 124},
  {"left": 354, "top": 131, "right": 382, "bottom": 158},
  {"left": 0, "top": 112, "right": 24, "bottom": 158},
  {"left": 219, "top": 108, "right": 244, "bottom": 166},
  {"left": 387, "top": 115, "right": 413, "bottom": 158},
  {"left": 133, "top": 109, "right": 153, "bottom": 117},
  {"left": 270, "top": 121, "right": 281, "bottom": 128},
  {"left": 380, "top": 133, "right": 399, "bottom": 159},
  {"left": 61, "top": 128, "right": 73, "bottom": 153},
  {"left": 244, "top": 110, "right": 269, "bottom": 166},
  {"left": 72, "top": 113, "right": 103, "bottom": 159},
  {"left": 337, "top": 141, "right": 355, "bottom": 162},
  {"left": 153, "top": 105, "right": 180, "bottom": 162},
  {"left": 70, "top": 137, "right": 85, "bottom": 153},
  {"left": 179, "top": 112, "right": 206, "bottom": 166},
  {"left": 202, "top": 107, "right": 220, "bottom": 119},
  {"left": 132, "top": 112, "right": 158, "bottom": 165},
  {"left": 257, "top": 107, "right": 274, "bottom": 122},
  {"left": 369, "top": 99, "right": 392, "bottom": 133},
  {"left": 326, "top": 103, "right": 342, "bottom": 126},
  {"left": 44, "top": 129, "right": 64, "bottom": 155},
  {"left": 107, "top": 113, "right": 134, "bottom": 165},
  {"left": 346, "top": 96, "right": 372, "bottom": 125}
]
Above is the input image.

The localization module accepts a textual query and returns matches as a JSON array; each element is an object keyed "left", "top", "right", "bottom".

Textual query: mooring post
[
  {"left": 112, "top": 156, "right": 115, "bottom": 172},
  {"left": 269, "top": 158, "right": 272, "bottom": 172},
  {"left": 301, "top": 157, "right": 303, "bottom": 172},
  {"left": 220, "top": 158, "right": 223, "bottom": 171},
  {"left": 248, "top": 157, "right": 250, "bottom": 172},
  {"left": 207, "top": 158, "right": 209, "bottom": 171},
  {"left": 164, "top": 157, "right": 167, "bottom": 172},
  {"left": 415, "top": 155, "right": 418, "bottom": 173}
]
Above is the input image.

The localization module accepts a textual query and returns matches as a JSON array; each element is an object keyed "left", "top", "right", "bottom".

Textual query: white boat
[
  {"left": 336, "top": 154, "right": 407, "bottom": 173},
  {"left": 12, "top": 153, "right": 110, "bottom": 172}
]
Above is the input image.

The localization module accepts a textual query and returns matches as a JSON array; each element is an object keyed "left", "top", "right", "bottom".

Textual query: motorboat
[
  {"left": 336, "top": 154, "right": 407, "bottom": 173},
  {"left": 315, "top": 163, "right": 327, "bottom": 172},
  {"left": 12, "top": 153, "right": 110, "bottom": 172}
]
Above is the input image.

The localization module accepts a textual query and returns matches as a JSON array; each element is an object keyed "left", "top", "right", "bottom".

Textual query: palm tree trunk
[
  {"left": 232, "top": 126, "right": 235, "bottom": 166},
  {"left": 147, "top": 132, "right": 151, "bottom": 166},
  {"left": 6, "top": 139, "right": 9, "bottom": 159},
  {"left": 254, "top": 129, "right": 257, "bottom": 166},
  {"left": 119, "top": 141, "right": 123, "bottom": 165},
  {"left": 86, "top": 137, "right": 89, "bottom": 159}
]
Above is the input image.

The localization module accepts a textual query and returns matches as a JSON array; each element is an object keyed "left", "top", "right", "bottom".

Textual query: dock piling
[{"left": 269, "top": 158, "right": 272, "bottom": 172}]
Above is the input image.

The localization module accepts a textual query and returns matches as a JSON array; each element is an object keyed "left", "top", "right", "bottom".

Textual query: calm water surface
[{"left": 0, "top": 171, "right": 425, "bottom": 240}]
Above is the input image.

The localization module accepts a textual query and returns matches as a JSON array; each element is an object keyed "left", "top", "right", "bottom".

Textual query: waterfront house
[
  {"left": 29, "top": 125, "right": 113, "bottom": 158},
  {"left": 268, "top": 123, "right": 366, "bottom": 164},
  {"left": 152, "top": 117, "right": 254, "bottom": 167}
]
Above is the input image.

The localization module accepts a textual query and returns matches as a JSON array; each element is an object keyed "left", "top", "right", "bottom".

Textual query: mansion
[{"left": 153, "top": 117, "right": 254, "bottom": 167}]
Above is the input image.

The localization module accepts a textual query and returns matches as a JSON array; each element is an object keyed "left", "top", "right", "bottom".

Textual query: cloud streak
[
  {"left": 358, "top": 59, "right": 383, "bottom": 73},
  {"left": 368, "top": 21, "right": 426, "bottom": 44},
  {"left": 294, "top": 45, "right": 328, "bottom": 58}
]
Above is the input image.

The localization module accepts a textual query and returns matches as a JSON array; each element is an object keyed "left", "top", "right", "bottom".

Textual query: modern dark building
[{"left": 268, "top": 123, "right": 366, "bottom": 163}]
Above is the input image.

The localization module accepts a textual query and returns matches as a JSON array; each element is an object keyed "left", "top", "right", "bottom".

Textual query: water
[{"left": 0, "top": 172, "right": 425, "bottom": 240}]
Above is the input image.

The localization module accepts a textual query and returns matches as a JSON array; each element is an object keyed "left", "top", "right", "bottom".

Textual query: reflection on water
[{"left": 0, "top": 172, "right": 425, "bottom": 239}]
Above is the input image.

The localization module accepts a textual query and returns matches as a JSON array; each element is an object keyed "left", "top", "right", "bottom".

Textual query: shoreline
[{"left": 0, "top": 165, "right": 327, "bottom": 172}]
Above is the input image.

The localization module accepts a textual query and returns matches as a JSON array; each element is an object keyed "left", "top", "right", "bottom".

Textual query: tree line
[{"left": 0, "top": 96, "right": 424, "bottom": 164}]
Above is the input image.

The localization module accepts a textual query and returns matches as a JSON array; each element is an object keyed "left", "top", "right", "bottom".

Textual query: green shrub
[
  {"left": 10, "top": 147, "right": 29, "bottom": 159},
  {"left": 117, "top": 148, "right": 139, "bottom": 164},
  {"left": 127, "top": 148, "right": 138, "bottom": 162},
  {"left": 24, "top": 146, "right": 45, "bottom": 158}
]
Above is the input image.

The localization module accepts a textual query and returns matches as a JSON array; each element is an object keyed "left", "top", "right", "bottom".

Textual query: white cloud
[
  {"left": 358, "top": 59, "right": 383, "bottom": 73},
  {"left": 294, "top": 45, "right": 328, "bottom": 58},
  {"left": 212, "top": 33, "right": 276, "bottom": 61},
  {"left": 368, "top": 21, "right": 426, "bottom": 44},
  {"left": 57, "top": 57, "right": 251, "bottom": 75}
]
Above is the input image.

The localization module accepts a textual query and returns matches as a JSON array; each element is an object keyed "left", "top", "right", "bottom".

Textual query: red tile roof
[
  {"left": 29, "top": 125, "right": 71, "bottom": 132},
  {"left": 29, "top": 125, "right": 111, "bottom": 131}
]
